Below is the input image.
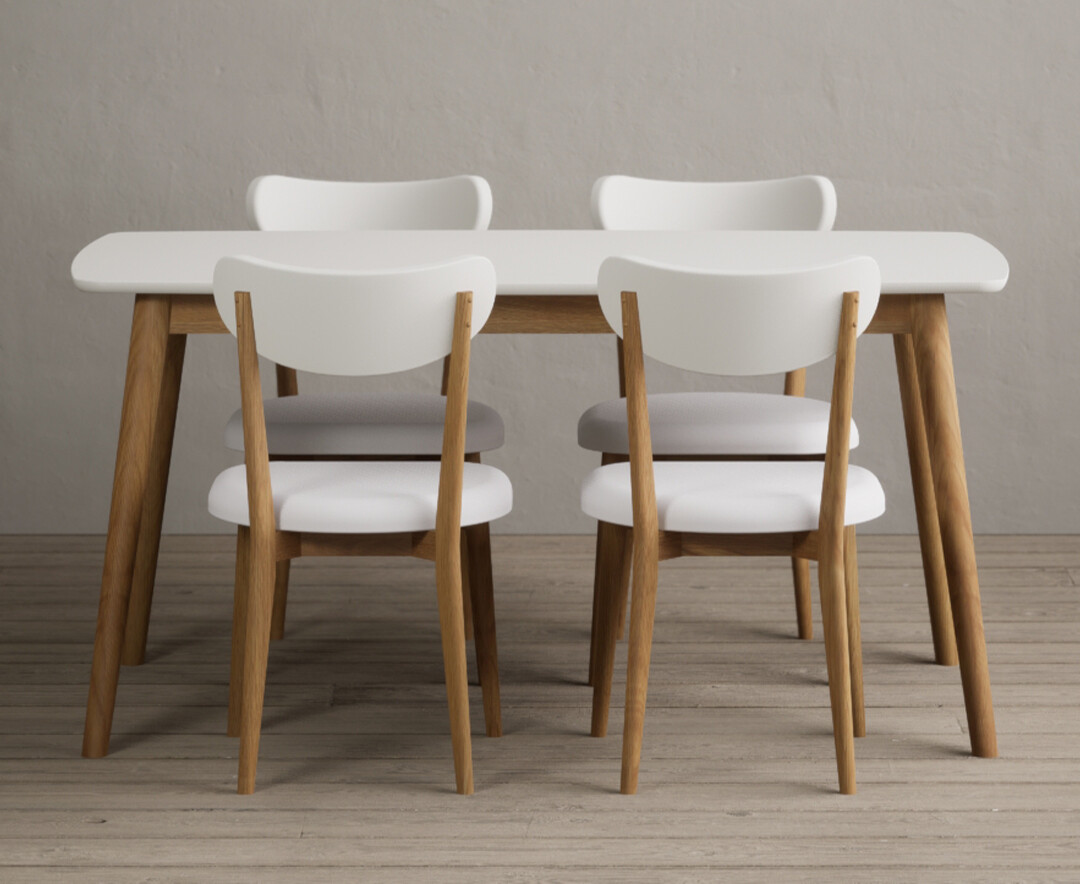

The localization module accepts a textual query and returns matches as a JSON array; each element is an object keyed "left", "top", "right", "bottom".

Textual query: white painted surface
[
  {"left": 592, "top": 175, "right": 837, "bottom": 232},
  {"left": 209, "top": 460, "right": 513, "bottom": 532},
  {"left": 595, "top": 255, "right": 882, "bottom": 375},
  {"left": 581, "top": 460, "right": 886, "bottom": 533},
  {"left": 247, "top": 174, "right": 493, "bottom": 231},
  {"left": 578, "top": 392, "right": 858, "bottom": 456},
  {"left": 224, "top": 392, "right": 505, "bottom": 456},
  {"left": 2, "top": 0, "right": 1077, "bottom": 533},
  {"left": 72, "top": 230, "right": 1005, "bottom": 296},
  {"left": 210, "top": 255, "right": 496, "bottom": 375}
]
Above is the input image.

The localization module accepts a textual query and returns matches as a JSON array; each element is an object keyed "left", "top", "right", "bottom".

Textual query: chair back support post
[
  {"left": 233, "top": 289, "right": 280, "bottom": 794},
  {"left": 434, "top": 289, "right": 476, "bottom": 795},
  {"left": 234, "top": 292, "right": 275, "bottom": 539},
  {"left": 436, "top": 291, "right": 474, "bottom": 547},
  {"left": 621, "top": 291, "right": 658, "bottom": 550},
  {"left": 620, "top": 290, "right": 661, "bottom": 793},
  {"left": 814, "top": 289, "right": 860, "bottom": 794},
  {"left": 818, "top": 290, "right": 861, "bottom": 557}
]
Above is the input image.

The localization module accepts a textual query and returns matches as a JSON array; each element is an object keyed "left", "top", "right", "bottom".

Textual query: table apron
[{"left": 163, "top": 292, "right": 920, "bottom": 336}]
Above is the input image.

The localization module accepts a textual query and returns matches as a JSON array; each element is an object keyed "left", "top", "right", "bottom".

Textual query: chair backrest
[
  {"left": 597, "top": 256, "right": 880, "bottom": 376},
  {"left": 213, "top": 255, "right": 496, "bottom": 376},
  {"left": 247, "top": 175, "right": 494, "bottom": 231},
  {"left": 591, "top": 175, "right": 837, "bottom": 231}
]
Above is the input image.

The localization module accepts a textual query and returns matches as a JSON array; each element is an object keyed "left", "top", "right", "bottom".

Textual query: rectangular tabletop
[{"left": 72, "top": 230, "right": 1009, "bottom": 296}]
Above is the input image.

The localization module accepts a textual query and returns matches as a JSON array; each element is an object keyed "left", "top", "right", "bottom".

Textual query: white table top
[{"left": 71, "top": 230, "right": 1009, "bottom": 296}]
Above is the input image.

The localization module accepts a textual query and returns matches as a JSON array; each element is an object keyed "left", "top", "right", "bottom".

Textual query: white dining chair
[
  {"left": 117, "top": 176, "right": 501, "bottom": 663},
  {"left": 590, "top": 174, "right": 836, "bottom": 232},
  {"left": 239, "top": 174, "right": 500, "bottom": 641},
  {"left": 583, "top": 255, "right": 884, "bottom": 795},
  {"left": 209, "top": 255, "right": 511, "bottom": 795},
  {"left": 583, "top": 175, "right": 840, "bottom": 684},
  {"left": 247, "top": 174, "right": 494, "bottom": 231}
]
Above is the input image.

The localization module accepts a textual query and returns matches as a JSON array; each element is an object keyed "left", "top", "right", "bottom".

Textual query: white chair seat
[
  {"left": 209, "top": 460, "right": 512, "bottom": 534},
  {"left": 224, "top": 392, "right": 504, "bottom": 456},
  {"left": 578, "top": 391, "right": 858, "bottom": 456},
  {"left": 581, "top": 460, "right": 884, "bottom": 534}
]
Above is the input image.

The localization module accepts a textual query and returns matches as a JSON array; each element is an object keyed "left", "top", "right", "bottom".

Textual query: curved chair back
[
  {"left": 213, "top": 255, "right": 496, "bottom": 376},
  {"left": 247, "top": 175, "right": 494, "bottom": 231},
  {"left": 598, "top": 256, "right": 880, "bottom": 376},
  {"left": 591, "top": 175, "right": 836, "bottom": 231}
]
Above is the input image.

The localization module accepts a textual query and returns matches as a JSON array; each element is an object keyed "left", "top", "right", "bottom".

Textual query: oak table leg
[
  {"left": 893, "top": 333, "right": 958, "bottom": 666},
  {"left": 121, "top": 332, "right": 187, "bottom": 666},
  {"left": 909, "top": 294, "right": 997, "bottom": 758},
  {"left": 83, "top": 295, "right": 172, "bottom": 758}
]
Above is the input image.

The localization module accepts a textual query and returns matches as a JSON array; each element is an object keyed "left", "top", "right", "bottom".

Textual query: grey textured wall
[{"left": 2, "top": 0, "right": 1078, "bottom": 534}]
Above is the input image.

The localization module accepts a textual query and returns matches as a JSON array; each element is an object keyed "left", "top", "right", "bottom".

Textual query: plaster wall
[{"left": 2, "top": 0, "right": 1078, "bottom": 533}]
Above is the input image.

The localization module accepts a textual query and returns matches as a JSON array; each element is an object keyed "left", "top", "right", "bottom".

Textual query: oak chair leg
[
  {"left": 237, "top": 529, "right": 276, "bottom": 794},
  {"left": 269, "top": 561, "right": 290, "bottom": 641},
  {"left": 465, "top": 523, "right": 502, "bottom": 736},
  {"left": 266, "top": 365, "right": 298, "bottom": 639},
  {"left": 589, "top": 518, "right": 632, "bottom": 687},
  {"left": 620, "top": 529, "right": 660, "bottom": 795},
  {"left": 587, "top": 523, "right": 603, "bottom": 687},
  {"left": 894, "top": 333, "right": 958, "bottom": 666},
  {"left": 83, "top": 295, "right": 171, "bottom": 759},
  {"left": 791, "top": 558, "right": 813, "bottom": 641},
  {"left": 461, "top": 451, "right": 486, "bottom": 643},
  {"left": 818, "top": 544, "right": 856, "bottom": 794},
  {"left": 590, "top": 523, "right": 631, "bottom": 737},
  {"left": 614, "top": 559, "right": 630, "bottom": 641},
  {"left": 122, "top": 332, "right": 187, "bottom": 666},
  {"left": 844, "top": 526, "right": 865, "bottom": 738},
  {"left": 435, "top": 530, "right": 475, "bottom": 795},
  {"left": 909, "top": 295, "right": 997, "bottom": 758},
  {"left": 589, "top": 453, "right": 632, "bottom": 686},
  {"left": 274, "top": 364, "right": 299, "bottom": 398},
  {"left": 610, "top": 348, "right": 631, "bottom": 648},
  {"left": 460, "top": 532, "right": 475, "bottom": 642},
  {"left": 784, "top": 368, "right": 814, "bottom": 640},
  {"left": 227, "top": 526, "right": 250, "bottom": 738}
]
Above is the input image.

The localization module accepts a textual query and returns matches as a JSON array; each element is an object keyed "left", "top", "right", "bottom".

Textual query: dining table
[{"left": 71, "top": 228, "right": 1009, "bottom": 764}]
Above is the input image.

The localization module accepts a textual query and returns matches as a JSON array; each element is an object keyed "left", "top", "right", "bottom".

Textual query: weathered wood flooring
[{"left": 0, "top": 534, "right": 1078, "bottom": 881}]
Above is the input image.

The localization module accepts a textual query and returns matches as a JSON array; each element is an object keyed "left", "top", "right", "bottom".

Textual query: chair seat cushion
[
  {"left": 577, "top": 391, "right": 858, "bottom": 456},
  {"left": 581, "top": 460, "right": 884, "bottom": 533},
  {"left": 224, "top": 392, "right": 505, "bottom": 456},
  {"left": 209, "top": 461, "right": 512, "bottom": 533}
]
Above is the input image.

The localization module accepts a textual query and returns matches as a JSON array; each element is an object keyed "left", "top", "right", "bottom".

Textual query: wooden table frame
[{"left": 81, "top": 291, "right": 997, "bottom": 762}]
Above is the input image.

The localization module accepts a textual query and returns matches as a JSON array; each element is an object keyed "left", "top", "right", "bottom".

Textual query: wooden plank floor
[{"left": 0, "top": 534, "right": 1078, "bottom": 881}]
